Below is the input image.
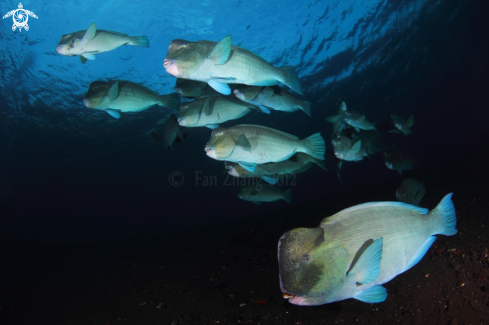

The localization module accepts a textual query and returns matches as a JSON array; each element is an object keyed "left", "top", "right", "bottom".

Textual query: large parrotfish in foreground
[
  {"left": 278, "top": 194, "right": 457, "bottom": 306},
  {"left": 163, "top": 36, "right": 302, "bottom": 96}
]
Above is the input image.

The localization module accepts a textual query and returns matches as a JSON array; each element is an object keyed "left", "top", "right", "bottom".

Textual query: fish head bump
[
  {"left": 177, "top": 103, "right": 198, "bottom": 126},
  {"left": 205, "top": 128, "right": 236, "bottom": 160},
  {"left": 278, "top": 227, "right": 348, "bottom": 305},
  {"left": 164, "top": 39, "right": 206, "bottom": 78},
  {"left": 84, "top": 81, "right": 111, "bottom": 109}
]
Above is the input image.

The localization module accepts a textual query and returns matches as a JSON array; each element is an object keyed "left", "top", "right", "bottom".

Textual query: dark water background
[{"left": 0, "top": 0, "right": 487, "bottom": 242}]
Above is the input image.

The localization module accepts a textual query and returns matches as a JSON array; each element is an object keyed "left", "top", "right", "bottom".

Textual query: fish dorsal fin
[
  {"left": 235, "top": 124, "right": 299, "bottom": 140},
  {"left": 107, "top": 80, "right": 120, "bottom": 100},
  {"left": 351, "top": 140, "right": 362, "bottom": 154},
  {"left": 406, "top": 115, "right": 414, "bottom": 127},
  {"left": 209, "top": 35, "right": 232, "bottom": 65},
  {"left": 80, "top": 56, "right": 87, "bottom": 64},
  {"left": 237, "top": 134, "right": 251, "bottom": 151},
  {"left": 321, "top": 202, "right": 429, "bottom": 227},
  {"left": 357, "top": 115, "right": 366, "bottom": 123},
  {"left": 203, "top": 96, "right": 217, "bottom": 116},
  {"left": 347, "top": 237, "right": 383, "bottom": 285},
  {"left": 83, "top": 22, "right": 97, "bottom": 42},
  {"left": 260, "top": 87, "right": 274, "bottom": 98}
]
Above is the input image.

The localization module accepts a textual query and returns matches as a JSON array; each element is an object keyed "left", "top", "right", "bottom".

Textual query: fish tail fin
[
  {"left": 300, "top": 101, "right": 312, "bottom": 117},
  {"left": 129, "top": 36, "right": 150, "bottom": 47},
  {"left": 282, "top": 189, "right": 292, "bottom": 204},
  {"left": 158, "top": 93, "right": 181, "bottom": 112},
  {"left": 280, "top": 65, "right": 303, "bottom": 95},
  {"left": 301, "top": 133, "right": 326, "bottom": 160},
  {"left": 433, "top": 193, "right": 457, "bottom": 236}
]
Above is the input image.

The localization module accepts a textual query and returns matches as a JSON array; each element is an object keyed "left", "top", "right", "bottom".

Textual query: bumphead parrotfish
[{"left": 278, "top": 193, "right": 457, "bottom": 306}]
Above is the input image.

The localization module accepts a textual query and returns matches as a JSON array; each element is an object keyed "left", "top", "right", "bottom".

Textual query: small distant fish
[
  {"left": 349, "top": 130, "right": 384, "bottom": 155},
  {"left": 384, "top": 150, "right": 415, "bottom": 174},
  {"left": 56, "top": 22, "right": 149, "bottom": 64},
  {"left": 228, "top": 153, "right": 327, "bottom": 184},
  {"left": 332, "top": 136, "right": 367, "bottom": 162},
  {"left": 234, "top": 85, "right": 312, "bottom": 117},
  {"left": 83, "top": 80, "right": 180, "bottom": 119},
  {"left": 151, "top": 114, "right": 187, "bottom": 150},
  {"left": 164, "top": 36, "right": 302, "bottom": 95},
  {"left": 205, "top": 124, "right": 325, "bottom": 173},
  {"left": 390, "top": 115, "right": 413, "bottom": 135},
  {"left": 325, "top": 100, "right": 348, "bottom": 136},
  {"left": 345, "top": 111, "right": 377, "bottom": 132},
  {"left": 178, "top": 95, "right": 261, "bottom": 129},
  {"left": 278, "top": 193, "right": 457, "bottom": 306},
  {"left": 238, "top": 184, "right": 291, "bottom": 204},
  {"left": 396, "top": 178, "right": 425, "bottom": 206},
  {"left": 174, "top": 78, "right": 222, "bottom": 98}
]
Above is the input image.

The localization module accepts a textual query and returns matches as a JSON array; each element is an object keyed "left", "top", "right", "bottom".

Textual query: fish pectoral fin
[
  {"left": 262, "top": 176, "right": 278, "bottom": 185},
  {"left": 347, "top": 237, "right": 383, "bottom": 285},
  {"left": 206, "top": 124, "right": 219, "bottom": 129},
  {"left": 80, "top": 56, "right": 87, "bottom": 64},
  {"left": 209, "top": 35, "right": 232, "bottom": 65},
  {"left": 237, "top": 134, "right": 252, "bottom": 151},
  {"left": 357, "top": 115, "right": 366, "bottom": 123},
  {"left": 83, "top": 22, "right": 97, "bottom": 42},
  {"left": 238, "top": 162, "right": 256, "bottom": 173},
  {"left": 106, "top": 109, "right": 121, "bottom": 119},
  {"left": 250, "top": 191, "right": 260, "bottom": 196},
  {"left": 389, "top": 129, "right": 401, "bottom": 134},
  {"left": 107, "top": 80, "right": 120, "bottom": 100},
  {"left": 351, "top": 140, "right": 362, "bottom": 154},
  {"left": 203, "top": 96, "right": 217, "bottom": 116},
  {"left": 258, "top": 105, "right": 271, "bottom": 114},
  {"left": 405, "top": 236, "right": 436, "bottom": 271},
  {"left": 407, "top": 115, "right": 414, "bottom": 127},
  {"left": 247, "top": 79, "right": 278, "bottom": 87},
  {"left": 82, "top": 53, "right": 96, "bottom": 60},
  {"left": 208, "top": 79, "right": 231, "bottom": 95},
  {"left": 354, "top": 285, "right": 387, "bottom": 304}
]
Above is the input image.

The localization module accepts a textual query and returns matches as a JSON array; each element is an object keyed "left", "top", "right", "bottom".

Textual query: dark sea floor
[{"left": 1, "top": 154, "right": 488, "bottom": 325}]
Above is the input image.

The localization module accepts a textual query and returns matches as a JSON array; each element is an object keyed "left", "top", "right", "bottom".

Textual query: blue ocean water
[{"left": 0, "top": 0, "right": 486, "bottom": 241}]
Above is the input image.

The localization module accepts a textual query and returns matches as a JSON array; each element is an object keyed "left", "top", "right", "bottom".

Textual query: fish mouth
[
  {"left": 56, "top": 45, "right": 64, "bottom": 54},
  {"left": 283, "top": 293, "right": 296, "bottom": 299},
  {"left": 83, "top": 98, "right": 89, "bottom": 108},
  {"left": 163, "top": 59, "right": 173, "bottom": 68}
]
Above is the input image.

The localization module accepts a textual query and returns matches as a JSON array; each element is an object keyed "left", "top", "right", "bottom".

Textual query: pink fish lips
[
  {"left": 204, "top": 146, "right": 216, "bottom": 158},
  {"left": 163, "top": 59, "right": 178, "bottom": 76}
]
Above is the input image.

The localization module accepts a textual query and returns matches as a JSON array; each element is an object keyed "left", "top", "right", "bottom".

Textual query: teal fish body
[
  {"left": 345, "top": 111, "right": 376, "bottom": 131},
  {"left": 391, "top": 114, "right": 413, "bottom": 135},
  {"left": 178, "top": 95, "right": 258, "bottom": 129},
  {"left": 396, "top": 178, "right": 426, "bottom": 206},
  {"left": 234, "top": 86, "right": 311, "bottom": 117},
  {"left": 205, "top": 124, "right": 325, "bottom": 173},
  {"left": 332, "top": 136, "right": 367, "bottom": 161},
  {"left": 84, "top": 80, "right": 180, "bottom": 119},
  {"left": 164, "top": 36, "right": 302, "bottom": 96},
  {"left": 228, "top": 152, "right": 327, "bottom": 184},
  {"left": 278, "top": 194, "right": 457, "bottom": 306},
  {"left": 57, "top": 23, "right": 149, "bottom": 63},
  {"left": 238, "top": 184, "right": 291, "bottom": 204}
]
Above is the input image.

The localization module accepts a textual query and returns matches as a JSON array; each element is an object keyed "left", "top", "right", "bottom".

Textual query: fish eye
[
  {"left": 303, "top": 255, "right": 311, "bottom": 262},
  {"left": 217, "top": 131, "right": 223, "bottom": 135}
]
